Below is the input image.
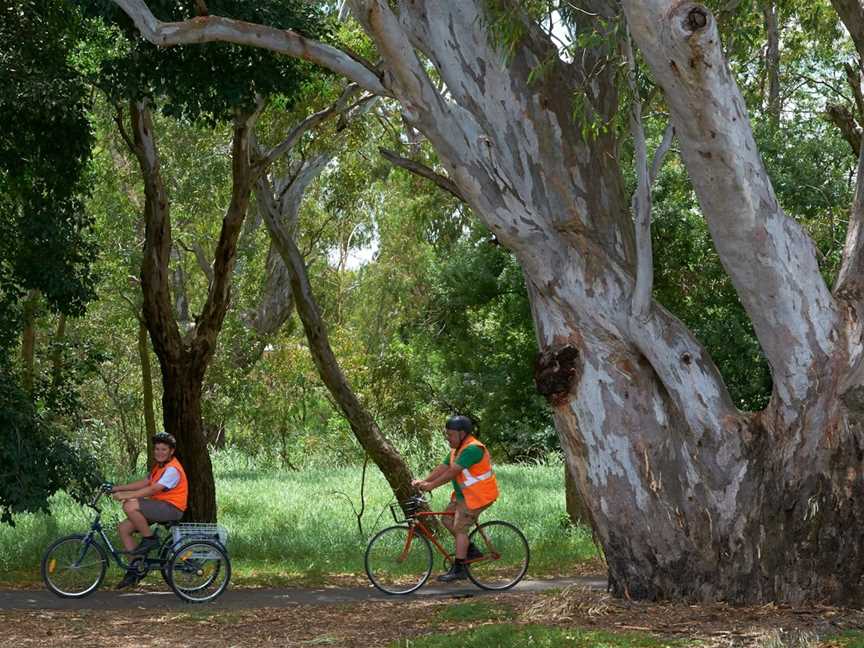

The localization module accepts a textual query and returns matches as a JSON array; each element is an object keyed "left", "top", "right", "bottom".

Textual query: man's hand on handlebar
[{"left": 411, "top": 479, "right": 432, "bottom": 492}]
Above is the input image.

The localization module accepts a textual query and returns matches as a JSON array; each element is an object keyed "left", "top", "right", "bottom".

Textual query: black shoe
[
  {"left": 132, "top": 534, "right": 160, "bottom": 556},
  {"left": 466, "top": 542, "right": 484, "bottom": 560},
  {"left": 437, "top": 562, "right": 468, "bottom": 583},
  {"left": 115, "top": 571, "right": 140, "bottom": 589}
]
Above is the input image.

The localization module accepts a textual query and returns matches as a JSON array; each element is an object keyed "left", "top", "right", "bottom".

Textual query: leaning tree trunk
[
  {"left": 257, "top": 170, "right": 420, "bottom": 511},
  {"left": 112, "top": 0, "right": 864, "bottom": 604},
  {"left": 127, "top": 99, "right": 258, "bottom": 521},
  {"left": 250, "top": 89, "right": 420, "bottom": 511}
]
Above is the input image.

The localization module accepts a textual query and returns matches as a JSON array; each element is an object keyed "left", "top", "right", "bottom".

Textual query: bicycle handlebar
[
  {"left": 388, "top": 495, "right": 431, "bottom": 523},
  {"left": 87, "top": 483, "right": 113, "bottom": 511}
]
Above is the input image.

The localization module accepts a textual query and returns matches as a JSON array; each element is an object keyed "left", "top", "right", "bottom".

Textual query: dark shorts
[{"left": 138, "top": 498, "right": 183, "bottom": 523}]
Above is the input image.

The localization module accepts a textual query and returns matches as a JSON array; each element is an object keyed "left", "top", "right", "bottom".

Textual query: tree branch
[
  {"left": 762, "top": 1, "right": 781, "bottom": 120},
  {"left": 346, "top": 0, "right": 447, "bottom": 124},
  {"left": 129, "top": 99, "right": 184, "bottom": 365},
  {"left": 378, "top": 148, "right": 466, "bottom": 203},
  {"left": 846, "top": 62, "right": 864, "bottom": 120},
  {"left": 831, "top": 0, "right": 864, "bottom": 63},
  {"left": 113, "top": 103, "right": 136, "bottom": 153},
  {"left": 109, "top": 0, "right": 389, "bottom": 95},
  {"left": 650, "top": 122, "right": 675, "bottom": 185},
  {"left": 826, "top": 103, "right": 862, "bottom": 156},
  {"left": 178, "top": 239, "right": 215, "bottom": 285},
  {"left": 625, "top": 32, "right": 653, "bottom": 321},
  {"left": 191, "top": 106, "right": 260, "bottom": 372},
  {"left": 255, "top": 85, "right": 364, "bottom": 173},
  {"left": 834, "top": 144, "right": 864, "bottom": 306},
  {"left": 624, "top": 0, "right": 838, "bottom": 416}
]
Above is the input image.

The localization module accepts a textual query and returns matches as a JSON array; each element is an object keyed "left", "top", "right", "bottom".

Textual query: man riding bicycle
[
  {"left": 411, "top": 415, "right": 498, "bottom": 582},
  {"left": 109, "top": 432, "right": 188, "bottom": 589}
]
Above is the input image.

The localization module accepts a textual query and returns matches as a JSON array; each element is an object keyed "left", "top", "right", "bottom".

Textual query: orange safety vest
[
  {"left": 451, "top": 436, "right": 498, "bottom": 510},
  {"left": 148, "top": 457, "right": 188, "bottom": 512}
]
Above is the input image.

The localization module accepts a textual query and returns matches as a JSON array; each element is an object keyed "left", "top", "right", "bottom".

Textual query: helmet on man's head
[
  {"left": 152, "top": 432, "right": 177, "bottom": 448},
  {"left": 445, "top": 415, "right": 473, "bottom": 435}
]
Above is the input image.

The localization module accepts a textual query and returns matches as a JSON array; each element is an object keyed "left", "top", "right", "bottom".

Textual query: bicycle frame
[
  {"left": 76, "top": 492, "right": 169, "bottom": 572},
  {"left": 394, "top": 507, "right": 499, "bottom": 565}
]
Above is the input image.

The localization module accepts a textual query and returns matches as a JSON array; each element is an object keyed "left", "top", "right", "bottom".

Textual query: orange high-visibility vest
[
  {"left": 148, "top": 457, "right": 188, "bottom": 512},
  {"left": 451, "top": 436, "right": 498, "bottom": 510}
]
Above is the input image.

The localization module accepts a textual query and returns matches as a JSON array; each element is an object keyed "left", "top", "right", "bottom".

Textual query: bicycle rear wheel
[
  {"left": 365, "top": 525, "right": 432, "bottom": 595},
  {"left": 466, "top": 521, "right": 530, "bottom": 591},
  {"left": 41, "top": 534, "right": 108, "bottom": 598},
  {"left": 167, "top": 540, "right": 231, "bottom": 603}
]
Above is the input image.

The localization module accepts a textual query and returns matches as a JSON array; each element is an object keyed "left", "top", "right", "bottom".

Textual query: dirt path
[
  {"left": 0, "top": 576, "right": 606, "bottom": 610},
  {"left": 2, "top": 582, "right": 863, "bottom": 647}
]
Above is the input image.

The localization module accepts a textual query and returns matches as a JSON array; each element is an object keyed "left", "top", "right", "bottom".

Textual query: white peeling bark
[{"left": 623, "top": 1, "right": 839, "bottom": 420}]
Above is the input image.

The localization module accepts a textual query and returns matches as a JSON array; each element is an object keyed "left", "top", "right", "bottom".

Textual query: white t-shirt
[{"left": 157, "top": 466, "right": 180, "bottom": 490}]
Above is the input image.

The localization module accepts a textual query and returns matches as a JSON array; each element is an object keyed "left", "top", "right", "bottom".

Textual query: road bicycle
[
  {"left": 41, "top": 484, "right": 231, "bottom": 603},
  {"left": 364, "top": 495, "right": 529, "bottom": 595}
]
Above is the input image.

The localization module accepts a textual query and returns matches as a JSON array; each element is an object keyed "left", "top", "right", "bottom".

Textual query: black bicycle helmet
[
  {"left": 152, "top": 432, "right": 177, "bottom": 448},
  {"left": 444, "top": 415, "right": 473, "bottom": 434}
]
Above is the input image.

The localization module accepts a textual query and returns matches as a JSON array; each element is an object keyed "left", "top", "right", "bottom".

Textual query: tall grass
[{"left": 0, "top": 451, "right": 600, "bottom": 585}]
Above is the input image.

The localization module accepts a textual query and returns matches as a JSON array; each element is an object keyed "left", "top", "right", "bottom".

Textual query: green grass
[
  {"left": 388, "top": 625, "right": 678, "bottom": 648},
  {"left": 434, "top": 601, "right": 515, "bottom": 623},
  {"left": 829, "top": 632, "right": 864, "bottom": 647},
  {"left": 0, "top": 453, "right": 600, "bottom": 586}
]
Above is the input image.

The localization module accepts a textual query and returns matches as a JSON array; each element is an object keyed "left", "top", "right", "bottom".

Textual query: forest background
[{"left": 1, "top": 0, "right": 861, "bottom": 599}]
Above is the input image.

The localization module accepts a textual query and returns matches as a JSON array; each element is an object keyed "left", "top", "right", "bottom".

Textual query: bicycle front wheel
[
  {"left": 167, "top": 540, "right": 231, "bottom": 603},
  {"left": 466, "top": 521, "right": 530, "bottom": 591},
  {"left": 41, "top": 534, "right": 108, "bottom": 598},
  {"left": 365, "top": 525, "right": 432, "bottom": 595}
]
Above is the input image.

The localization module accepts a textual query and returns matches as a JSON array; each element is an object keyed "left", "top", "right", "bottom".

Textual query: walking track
[{"left": 0, "top": 576, "right": 606, "bottom": 610}]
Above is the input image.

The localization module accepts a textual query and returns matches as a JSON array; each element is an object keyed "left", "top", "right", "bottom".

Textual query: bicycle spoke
[
  {"left": 41, "top": 535, "right": 107, "bottom": 598},
  {"left": 466, "top": 521, "right": 530, "bottom": 591},
  {"left": 365, "top": 526, "right": 432, "bottom": 595},
  {"left": 167, "top": 540, "right": 231, "bottom": 603}
]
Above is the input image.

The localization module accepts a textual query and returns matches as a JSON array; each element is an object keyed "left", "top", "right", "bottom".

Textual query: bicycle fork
[{"left": 397, "top": 529, "right": 417, "bottom": 563}]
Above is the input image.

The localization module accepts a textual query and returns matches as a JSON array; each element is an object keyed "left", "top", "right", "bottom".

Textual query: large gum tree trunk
[{"left": 111, "top": 0, "right": 864, "bottom": 603}]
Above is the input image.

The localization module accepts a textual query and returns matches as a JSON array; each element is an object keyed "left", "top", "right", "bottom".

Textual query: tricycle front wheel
[{"left": 41, "top": 534, "right": 108, "bottom": 598}]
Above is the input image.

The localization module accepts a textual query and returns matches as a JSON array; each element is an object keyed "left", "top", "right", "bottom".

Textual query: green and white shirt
[{"left": 443, "top": 444, "right": 484, "bottom": 501}]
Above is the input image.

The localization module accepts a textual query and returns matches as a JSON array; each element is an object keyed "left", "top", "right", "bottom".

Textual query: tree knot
[
  {"left": 534, "top": 344, "right": 581, "bottom": 406},
  {"left": 684, "top": 7, "right": 708, "bottom": 32}
]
